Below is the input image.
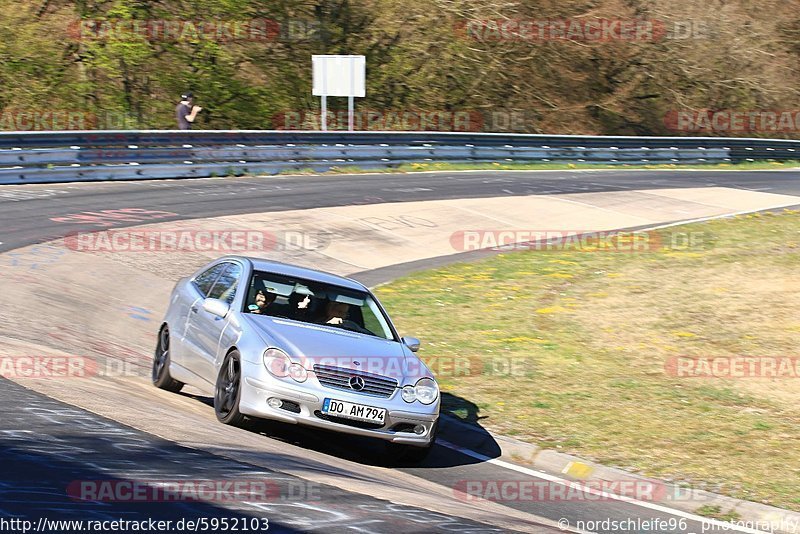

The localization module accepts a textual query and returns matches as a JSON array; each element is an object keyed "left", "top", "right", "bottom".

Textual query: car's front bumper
[{"left": 238, "top": 368, "right": 439, "bottom": 447}]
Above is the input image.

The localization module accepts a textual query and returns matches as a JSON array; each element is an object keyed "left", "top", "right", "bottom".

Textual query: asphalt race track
[
  {"left": 2, "top": 169, "right": 800, "bottom": 254},
  {"left": 2, "top": 168, "right": 798, "bottom": 533},
  {"left": 0, "top": 378, "right": 508, "bottom": 533}
]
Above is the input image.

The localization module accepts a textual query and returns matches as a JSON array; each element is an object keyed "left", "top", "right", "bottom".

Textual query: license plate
[{"left": 322, "top": 398, "right": 386, "bottom": 425}]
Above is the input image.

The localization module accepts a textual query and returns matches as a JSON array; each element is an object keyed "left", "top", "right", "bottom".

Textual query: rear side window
[
  {"left": 208, "top": 263, "right": 242, "bottom": 303},
  {"left": 194, "top": 263, "right": 227, "bottom": 297}
]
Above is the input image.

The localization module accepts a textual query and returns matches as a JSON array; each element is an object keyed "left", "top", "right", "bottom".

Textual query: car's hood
[{"left": 242, "top": 315, "right": 421, "bottom": 378}]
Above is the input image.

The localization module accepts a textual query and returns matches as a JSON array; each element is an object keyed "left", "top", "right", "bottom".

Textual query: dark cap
[{"left": 181, "top": 91, "right": 193, "bottom": 100}]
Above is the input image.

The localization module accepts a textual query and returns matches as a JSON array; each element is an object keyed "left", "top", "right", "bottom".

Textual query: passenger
[
  {"left": 248, "top": 290, "right": 276, "bottom": 314},
  {"left": 288, "top": 293, "right": 312, "bottom": 321}
]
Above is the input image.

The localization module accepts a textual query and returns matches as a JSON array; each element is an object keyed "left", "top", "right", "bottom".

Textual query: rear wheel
[
  {"left": 214, "top": 351, "right": 247, "bottom": 426},
  {"left": 152, "top": 327, "right": 183, "bottom": 393}
]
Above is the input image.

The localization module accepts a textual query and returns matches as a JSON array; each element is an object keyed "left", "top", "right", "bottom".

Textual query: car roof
[{"left": 227, "top": 256, "right": 368, "bottom": 292}]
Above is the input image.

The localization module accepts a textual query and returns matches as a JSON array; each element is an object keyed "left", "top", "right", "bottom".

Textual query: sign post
[{"left": 312, "top": 55, "right": 365, "bottom": 131}]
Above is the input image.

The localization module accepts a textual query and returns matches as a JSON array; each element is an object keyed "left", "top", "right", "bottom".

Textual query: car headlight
[
  {"left": 414, "top": 377, "right": 439, "bottom": 405},
  {"left": 264, "top": 348, "right": 308, "bottom": 383},
  {"left": 401, "top": 378, "right": 439, "bottom": 404},
  {"left": 264, "top": 348, "right": 291, "bottom": 377},
  {"left": 288, "top": 363, "right": 307, "bottom": 383},
  {"left": 264, "top": 348, "right": 291, "bottom": 378}
]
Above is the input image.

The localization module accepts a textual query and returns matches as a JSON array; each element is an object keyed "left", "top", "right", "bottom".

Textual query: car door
[
  {"left": 184, "top": 261, "right": 243, "bottom": 384},
  {"left": 176, "top": 262, "right": 228, "bottom": 371}
]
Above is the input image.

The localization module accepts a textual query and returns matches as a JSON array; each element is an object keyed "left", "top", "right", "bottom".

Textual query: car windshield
[{"left": 244, "top": 271, "right": 396, "bottom": 341}]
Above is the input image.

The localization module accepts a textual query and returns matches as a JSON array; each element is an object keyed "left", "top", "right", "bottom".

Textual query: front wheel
[
  {"left": 214, "top": 351, "right": 247, "bottom": 426},
  {"left": 152, "top": 327, "right": 184, "bottom": 393}
]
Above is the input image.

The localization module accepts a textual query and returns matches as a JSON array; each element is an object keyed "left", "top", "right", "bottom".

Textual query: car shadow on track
[{"left": 179, "top": 391, "right": 500, "bottom": 469}]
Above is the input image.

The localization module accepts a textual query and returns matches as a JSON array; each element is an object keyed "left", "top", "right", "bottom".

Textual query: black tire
[
  {"left": 152, "top": 326, "right": 184, "bottom": 393},
  {"left": 214, "top": 351, "right": 247, "bottom": 426},
  {"left": 386, "top": 420, "right": 438, "bottom": 464}
]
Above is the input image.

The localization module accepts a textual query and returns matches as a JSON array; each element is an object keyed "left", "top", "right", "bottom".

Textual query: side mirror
[
  {"left": 203, "top": 298, "right": 230, "bottom": 319},
  {"left": 401, "top": 336, "right": 420, "bottom": 352}
]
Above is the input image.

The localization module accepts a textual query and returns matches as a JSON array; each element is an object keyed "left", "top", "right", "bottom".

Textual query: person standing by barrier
[{"left": 176, "top": 92, "right": 202, "bottom": 130}]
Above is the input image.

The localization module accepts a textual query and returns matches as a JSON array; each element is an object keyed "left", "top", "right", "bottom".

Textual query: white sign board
[{"left": 312, "top": 55, "right": 366, "bottom": 97}]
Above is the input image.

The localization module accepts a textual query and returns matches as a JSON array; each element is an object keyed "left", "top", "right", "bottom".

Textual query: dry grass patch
[{"left": 377, "top": 210, "right": 800, "bottom": 509}]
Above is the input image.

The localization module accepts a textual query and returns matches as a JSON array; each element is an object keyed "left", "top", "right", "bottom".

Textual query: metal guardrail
[{"left": 0, "top": 130, "right": 796, "bottom": 184}]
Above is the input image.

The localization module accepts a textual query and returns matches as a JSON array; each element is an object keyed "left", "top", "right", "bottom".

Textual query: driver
[
  {"left": 321, "top": 300, "right": 349, "bottom": 325},
  {"left": 316, "top": 299, "right": 374, "bottom": 336},
  {"left": 248, "top": 289, "right": 276, "bottom": 314}
]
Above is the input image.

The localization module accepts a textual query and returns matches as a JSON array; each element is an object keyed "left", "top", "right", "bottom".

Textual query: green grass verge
[
  {"left": 267, "top": 160, "right": 800, "bottom": 176},
  {"left": 375, "top": 209, "right": 800, "bottom": 510}
]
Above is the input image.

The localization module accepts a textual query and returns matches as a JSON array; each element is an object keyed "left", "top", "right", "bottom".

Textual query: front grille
[{"left": 313, "top": 364, "right": 398, "bottom": 398}]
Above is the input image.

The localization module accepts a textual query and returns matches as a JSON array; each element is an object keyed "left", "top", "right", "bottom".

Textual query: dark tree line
[{"left": 0, "top": 0, "right": 797, "bottom": 135}]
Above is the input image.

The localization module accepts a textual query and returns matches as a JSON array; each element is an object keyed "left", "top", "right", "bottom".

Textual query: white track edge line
[{"left": 438, "top": 439, "right": 769, "bottom": 534}]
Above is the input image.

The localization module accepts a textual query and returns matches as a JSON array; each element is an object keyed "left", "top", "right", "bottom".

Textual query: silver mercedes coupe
[{"left": 152, "top": 256, "right": 439, "bottom": 462}]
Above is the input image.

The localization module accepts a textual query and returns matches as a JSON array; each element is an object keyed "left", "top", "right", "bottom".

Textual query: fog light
[
  {"left": 413, "top": 424, "right": 426, "bottom": 435},
  {"left": 267, "top": 397, "right": 283, "bottom": 409}
]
